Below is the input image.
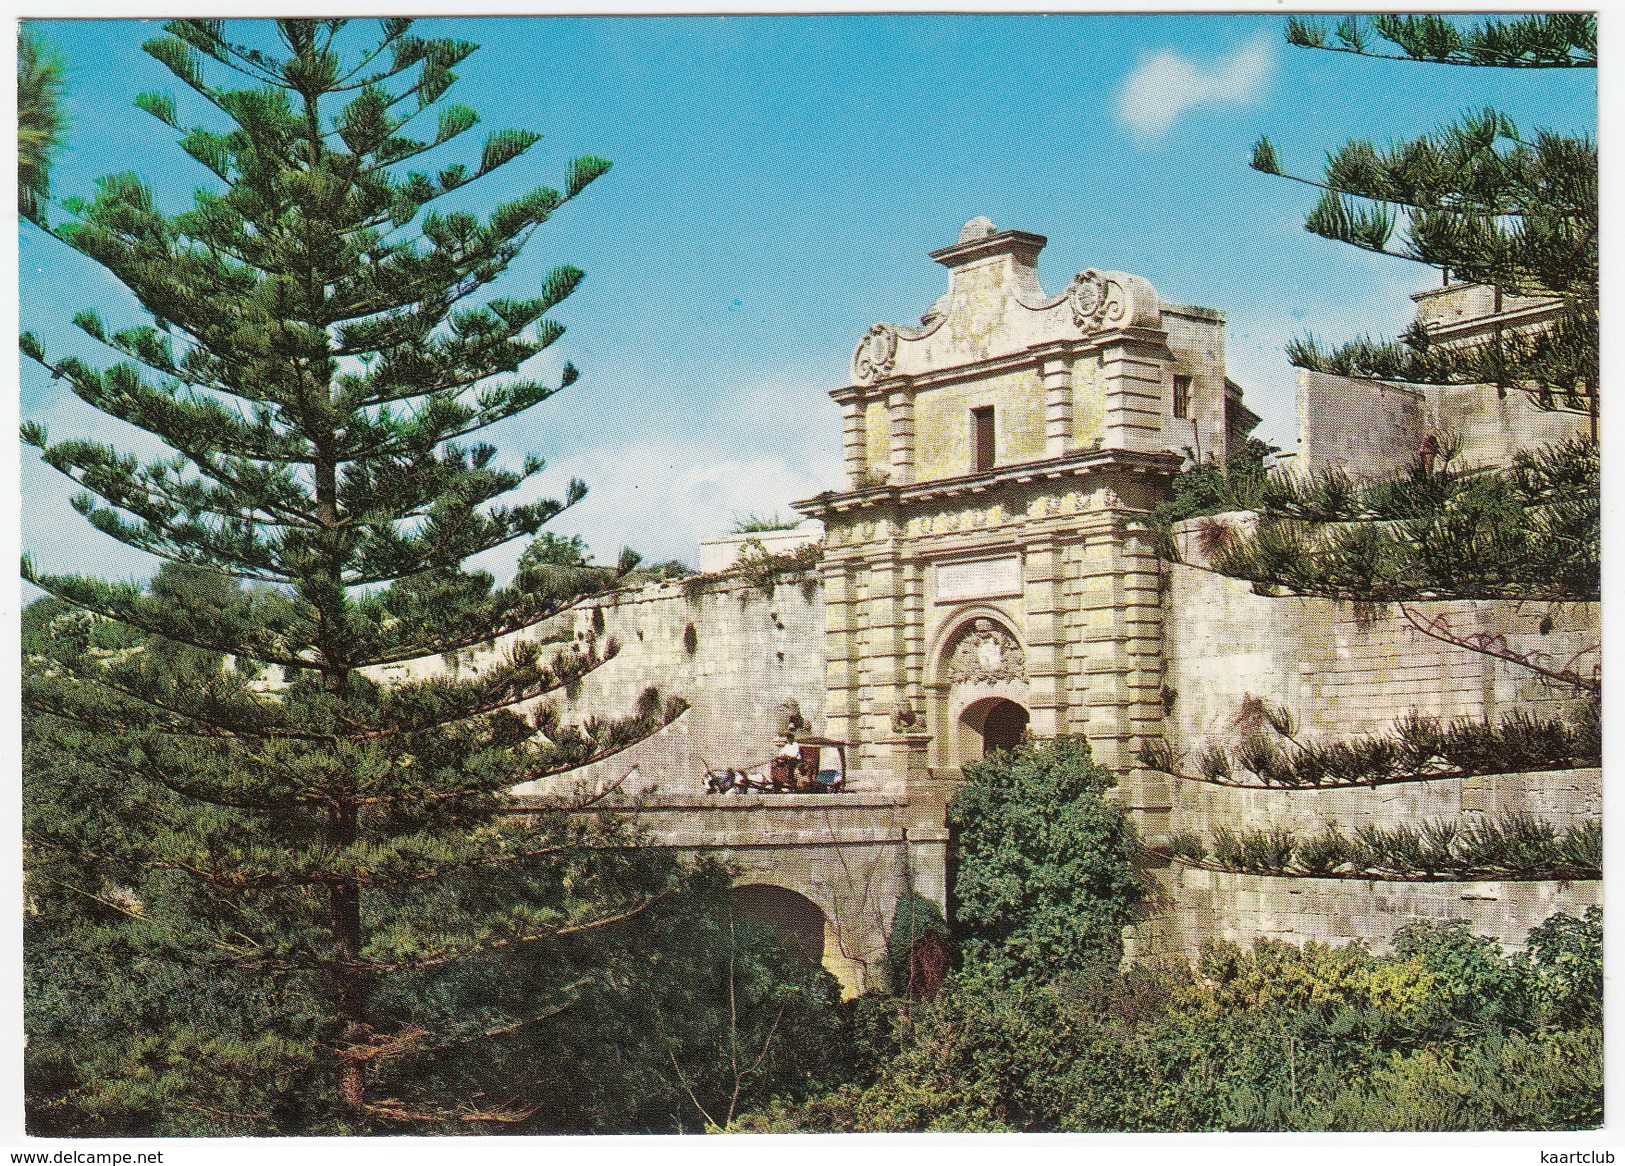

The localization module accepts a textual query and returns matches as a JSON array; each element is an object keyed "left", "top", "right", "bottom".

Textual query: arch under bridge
[{"left": 512, "top": 790, "right": 948, "bottom": 997}]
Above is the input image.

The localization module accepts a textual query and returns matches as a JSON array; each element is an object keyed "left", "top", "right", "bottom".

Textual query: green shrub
[
  {"left": 883, "top": 891, "right": 952, "bottom": 997},
  {"left": 1295, "top": 1027, "right": 1602, "bottom": 1131},
  {"left": 1524, "top": 907, "right": 1602, "bottom": 1027},
  {"left": 739, "top": 912, "right": 1601, "bottom": 1133},
  {"left": 948, "top": 736, "right": 1147, "bottom": 980}
]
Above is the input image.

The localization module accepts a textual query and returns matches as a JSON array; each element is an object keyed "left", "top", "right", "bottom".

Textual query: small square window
[{"left": 972, "top": 406, "right": 995, "bottom": 472}]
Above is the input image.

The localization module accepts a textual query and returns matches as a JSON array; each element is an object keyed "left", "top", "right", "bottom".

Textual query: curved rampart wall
[
  {"left": 1150, "top": 525, "right": 1601, "bottom": 960},
  {"left": 1172, "top": 767, "right": 1601, "bottom": 839},
  {"left": 1161, "top": 549, "right": 1598, "bottom": 746},
  {"left": 1140, "top": 766, "right": 1600, "bottom": 960},
  {"left": 1152, "top": 866, "right": 1600, "bottom": 959},
  {"left": 373, "top": 577, "right": 829, "bottom": 799}
]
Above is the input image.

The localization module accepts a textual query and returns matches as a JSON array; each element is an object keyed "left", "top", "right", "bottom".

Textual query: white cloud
[
  {"left": 1115, "top": 34, "right": 1275, "bottom": 142},
  {"left": 534, "top": 440, "right": 844, "bottom": 571}
]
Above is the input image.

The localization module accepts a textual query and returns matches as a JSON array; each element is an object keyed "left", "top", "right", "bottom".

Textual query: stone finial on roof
[{"left": 958, "top": 215, "right": 997, "bottom": 243}]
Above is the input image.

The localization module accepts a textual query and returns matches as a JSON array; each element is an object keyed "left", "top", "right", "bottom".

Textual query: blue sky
[{"left": 19, "top": 15, "right": 1598, "bottom": 584}]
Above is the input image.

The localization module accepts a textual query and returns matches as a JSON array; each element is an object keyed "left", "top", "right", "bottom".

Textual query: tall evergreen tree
[
  {"left": 21, "top": 19, "right": 688, "bottom": 1127},
  {"left": 1194, "top": 14, "right": 1599, "bottom": 673},
  {"left": 1251, "top": 14, "right": 1597, "bottom": 419}
]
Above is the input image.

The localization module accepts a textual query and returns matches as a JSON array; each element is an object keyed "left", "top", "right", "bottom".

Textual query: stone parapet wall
[
  {"left": 697, "top": 523, "right": 824, "bottom": 574},
  {"left": 562, "top": 792, "right": 909, "bottom": 846},
  {"left": 1428, "top": 380, "right": 1589, "bottom": 472},
  {"left": 1295, "top": 367, "right": 1587, "bottom": 483},
  {"left": 1296, "top": 370, "right": 1426, "bottom": 482},
  {"left": 1170, "top": 767, "right": 1600, "bottom": 840},
  {"left": 384, "top": 576, "right": 830, "bottom": 797},
  {"left": 1151, "top": 865, "right": 1599, "bottom": 960}
]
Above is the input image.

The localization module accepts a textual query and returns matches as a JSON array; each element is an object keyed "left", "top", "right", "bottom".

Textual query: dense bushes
[
  {"left": 947, "top": 735, "right": 1148, "bottom": 979},
  {"left": 742, "top": 734, "right": 1600, "bottom": 1132},
  {"left": 739, "top": 911, "right": 1603, "bottom": 1132}
]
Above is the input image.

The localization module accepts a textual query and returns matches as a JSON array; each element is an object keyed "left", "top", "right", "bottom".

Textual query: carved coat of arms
[
  {"left": 1068, "top": 268, "right": 1129, "bottom": 332},
  {"left": 947, "top": 619, "right": 1027, "bottom": 683}
]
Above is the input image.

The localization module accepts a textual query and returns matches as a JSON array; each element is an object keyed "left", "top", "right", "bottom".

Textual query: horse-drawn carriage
[{"left": 704, "top": 735, "right": 850, "bottom": 795}]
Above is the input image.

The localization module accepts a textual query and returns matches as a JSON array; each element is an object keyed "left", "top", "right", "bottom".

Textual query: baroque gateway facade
[
  {"left": 478, "top": 219, "right": 1596, "bottom": 995},
  {"left": 794, "top": 216, "right": 1255, "bottom": 845}
]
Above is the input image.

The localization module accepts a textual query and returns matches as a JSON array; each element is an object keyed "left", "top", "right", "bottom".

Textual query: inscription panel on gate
[{"left": 935, "top": 555, "right": 1022, "bottom": 603}]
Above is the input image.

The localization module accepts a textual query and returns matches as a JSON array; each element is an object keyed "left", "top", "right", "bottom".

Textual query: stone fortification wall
[
  {"left": 1296, "top": 368, "right": 1587, "bottom": 482},
  {"left": 1296, "top": 369, "right": 1426, "bottom": 482},
  {"left": 370, "top": 576, "right": 829, "bottom": 799},
  {"left": 1161, "top": 526, "right": 1597, "bottom": 745},
  {"left": 1428, "top": 380, "right": 1589, "bottom": 472},
  {"left": 697, "top": 523, "right": 824, "bottom": 574},
  {"left": 1157, "top": 866, "right": 1600, "bottom": 958},
  {"left": 526, "top": 577, "right": 829, "bottom": 796},
  {"left": 1152, "top": 517, "right": 1600, "bottom": 960},
  {"left": 1171, "top": 767, "right": 1599, "bottom": 841}
]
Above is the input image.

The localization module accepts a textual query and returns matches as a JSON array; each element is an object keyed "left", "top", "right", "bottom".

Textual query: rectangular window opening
[
  {"left": 972, "top": 406, "right": 995, "bottom": 472},
  {"left": 1172, "top": 375, "right": 1192, "bottom": 420}
]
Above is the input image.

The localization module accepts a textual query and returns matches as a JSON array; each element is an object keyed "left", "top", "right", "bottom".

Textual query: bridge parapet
[{"left": 510, "top": 792, "right": 938, "bottom": 998}]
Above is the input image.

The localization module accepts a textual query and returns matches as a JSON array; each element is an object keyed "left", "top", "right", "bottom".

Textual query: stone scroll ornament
[
  {"left": 1066, "top": 269, "right": 1160, "bottom": 333},
  {"left": 947, "top": 618, "right": 1027, "bottom": 684},
  {"left": 852, "top": 322, "right": 899, "bottom": 384}
]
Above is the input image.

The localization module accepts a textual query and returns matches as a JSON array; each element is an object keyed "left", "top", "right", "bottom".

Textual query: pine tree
[
  {"left": 1204, "top": 14, "right": 1599, "bottom": 668},
  {"left": 1251, "top": 13, "right": 1597, "bottom": 418},
  {"left": 21, "top": 19, "right": 690, "bottom": 1128}
]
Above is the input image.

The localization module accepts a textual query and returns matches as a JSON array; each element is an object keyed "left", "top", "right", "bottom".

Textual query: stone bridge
[{"left": 512, "top": 789, "right": 945, "bottom": 997}]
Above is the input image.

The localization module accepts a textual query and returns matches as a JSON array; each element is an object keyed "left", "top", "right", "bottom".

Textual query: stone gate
[
  {"left": 794, "top": 215, "right": 1254, "bottom": 843},
  {"left": 453, "top": 216, "right": 1596, "bottom": 984}
]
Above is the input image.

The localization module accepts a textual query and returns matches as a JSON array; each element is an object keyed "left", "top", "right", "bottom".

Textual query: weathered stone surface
[
  {"left": 382, "top": 222, "right": 1603, "bottom": 984},
  {"left": 1148, "top": 867, "right": 1600, "bottom": 956},
  {"left": 1171, "top": 768, "right": 1601, "bottom": 839},
  {"left": 1161, "top": 551, "right": 1597, "bottom": 743},
  {"left": 1297, "top": 285, "right": 1586, "bottom": 481},
  {"left": 516, "top": 792, "right": 914, "bottom": 997}
]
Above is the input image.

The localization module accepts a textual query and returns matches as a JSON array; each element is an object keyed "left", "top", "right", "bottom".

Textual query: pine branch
[
  {"left": 1252, "top": 155, "right": 1590, "bottom": 220},
  {"left": 1398, "top": 602, "right": 1599, "bottom": 694},
  {"left": 377, "top": 890, "right": 672, "bottom": 974},
  {"left": 1285, "top": 14, "right": 1596, "bottom": 68}
]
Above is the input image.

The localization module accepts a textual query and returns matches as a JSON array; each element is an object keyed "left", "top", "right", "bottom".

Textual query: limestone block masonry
[
  {"left": 1162, "top": 869, "right": 1600, "bottom": 957},
  {"left": 797, "top": 218, "right": 1239, "bottom": 841},
  {"left": 1162, "top": 525, "right": 1598, "bottom": 743},
  {"left": 1149, "top": 767, "right": 1601, "bottom": 957},
  {"left": 1152, "top": 513, "right": 1599, "bottom": 957},
  {"left": 1296, "top": 282, "right": 1587, "bottom": 482},
  {"left": 378, "top": 219, "right": 1598, "bottom": 986}
]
